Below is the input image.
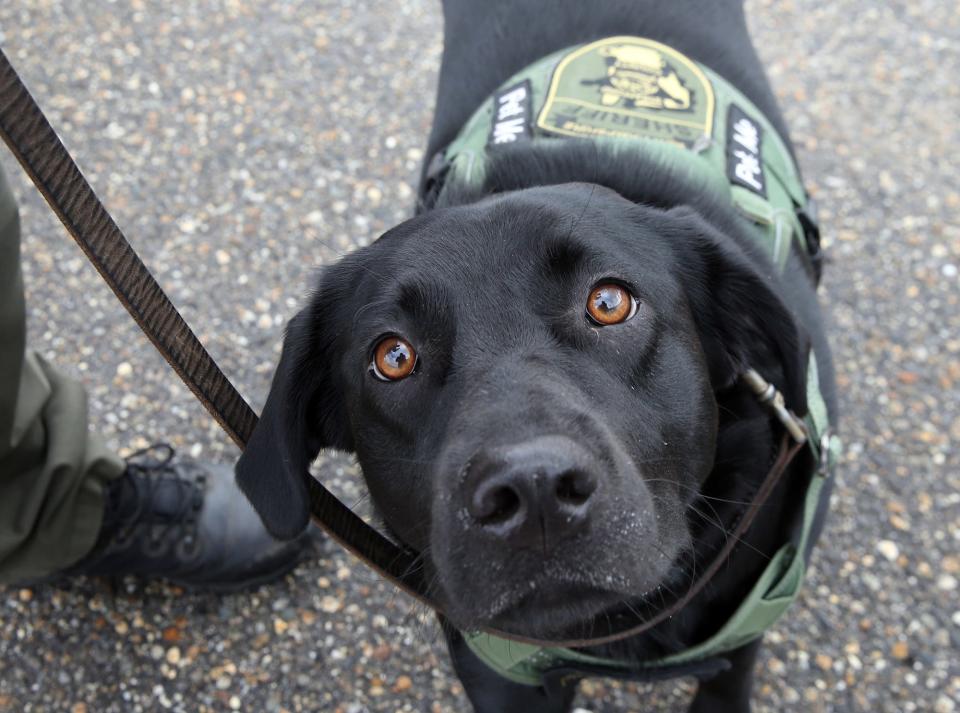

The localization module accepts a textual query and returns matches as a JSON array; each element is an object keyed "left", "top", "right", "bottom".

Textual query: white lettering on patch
[
  {"left": 492, "top": 117, "right": 527, "bottom": 144},
  {"left": 726, "top": 105, "right": 766, "bottom": 196},
  {"left": 488, "top": 80, "right": 532, "bottom": 147},
  {"left": 733, "top": 149, "right": 764, "bottom": 191},
  {"left": 732, "top": 117, "right": 760, "bottom": 155}
]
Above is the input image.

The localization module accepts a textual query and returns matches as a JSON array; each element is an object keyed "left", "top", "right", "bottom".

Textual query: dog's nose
[{"left": 465, "top": 436, "right": 598, "bottom": 551}]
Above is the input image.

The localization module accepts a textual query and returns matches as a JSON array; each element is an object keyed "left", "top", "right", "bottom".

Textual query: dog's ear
[
  {"left": 235, "top": 306, "right": 352, "bottom": 540},
  {"left": 665, "top": 207, "right": 809, "bottom": 415}
]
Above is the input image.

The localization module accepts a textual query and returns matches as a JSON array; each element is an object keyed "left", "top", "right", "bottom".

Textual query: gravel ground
[{"left": 1, "top": 1, "right": 958, "bottom": 711}]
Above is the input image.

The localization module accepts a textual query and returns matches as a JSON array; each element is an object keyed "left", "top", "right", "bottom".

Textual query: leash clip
[{"left": 742, "top": 368, "right": 808, "bottom": 444}]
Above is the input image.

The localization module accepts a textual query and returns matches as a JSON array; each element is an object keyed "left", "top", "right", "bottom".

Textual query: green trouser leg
[{"left": 0, "top": 164, "right": 125, "bottom": 583}]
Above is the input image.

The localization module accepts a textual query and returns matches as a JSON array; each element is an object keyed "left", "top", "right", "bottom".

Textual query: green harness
[
  {"left": 430, "top": 35, "right": 821, "bottom": 273},
  {"left": 427, "top": 36, "right": 840, "bottom": 687}
]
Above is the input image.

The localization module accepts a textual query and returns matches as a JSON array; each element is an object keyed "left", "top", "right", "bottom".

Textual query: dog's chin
[
  {"left": 436, "top": 534, "right": 686, "bottom": 639},
  {"left": 443, "top": 577, "right": 637, "bottom": 640},
  {"left": 486, "top": 584, "right": 628, "bottom": 640}
]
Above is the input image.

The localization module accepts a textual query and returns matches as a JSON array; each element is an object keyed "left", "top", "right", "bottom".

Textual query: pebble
[
  {"left": 876, "top": 539, "right": 899, "bottom": 561},
  {"left": 891, "top": 642, "right": 910, "bottom": 660},
  {"left": 320, "top": 596, "right": 343, "bottom": 613},
  {"left": 937, "top": 575, "right": 958, "bottom": 592},
  {"left": 935, "top": 696, "right": 957, "bottom": 713}
]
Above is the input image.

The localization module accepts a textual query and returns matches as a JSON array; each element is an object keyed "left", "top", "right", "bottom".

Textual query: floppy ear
[
  {"left": 666, "top": 207, "right": 809, "bottom": 416},
  {"left": 235, "top": 308, "right": 352, "bottom": 540}
]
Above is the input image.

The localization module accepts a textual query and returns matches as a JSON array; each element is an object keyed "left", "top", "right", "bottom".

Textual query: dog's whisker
[{"left": 684, "top": 503, "right": 773, "bottom": 562}]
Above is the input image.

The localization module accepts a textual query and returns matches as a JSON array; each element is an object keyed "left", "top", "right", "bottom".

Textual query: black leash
[{"left": 0, "top": 46, "right": 805, "bottom": 649}]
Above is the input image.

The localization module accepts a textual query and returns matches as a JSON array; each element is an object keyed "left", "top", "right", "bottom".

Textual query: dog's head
[{"left": 236, "top": 183, "right": 806, "bottom": 638}]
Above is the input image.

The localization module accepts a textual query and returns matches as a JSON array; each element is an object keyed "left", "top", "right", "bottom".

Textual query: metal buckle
[
  {"left": 817, "top": 429, "right": 835, "bottom": 477},
  {"left": 742, "top": 368, "right": 808, "bottom": 444}
]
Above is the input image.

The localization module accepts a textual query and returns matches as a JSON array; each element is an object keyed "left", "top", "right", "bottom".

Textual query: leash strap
[
  {"left": 0, "top": 46, "right": 808, "bottom": 649},
  {"left": 0, "top": 46, "right": 426, "bottom": 603}
]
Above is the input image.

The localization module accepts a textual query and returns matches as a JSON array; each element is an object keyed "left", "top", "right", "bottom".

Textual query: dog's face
[{"left": 237, "top": 183, "right": 805, "bottom": 639}]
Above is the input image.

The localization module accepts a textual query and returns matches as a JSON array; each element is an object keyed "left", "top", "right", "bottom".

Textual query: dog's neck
[
  {"left": 437, "top": 139, "right": 725, "bottom": 203},
  {"left": 432, "top": 140, "right": 765, "bottom": 266}
]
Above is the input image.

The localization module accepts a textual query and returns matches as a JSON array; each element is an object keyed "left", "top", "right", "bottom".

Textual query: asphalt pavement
[{"left": 0, "top": 1, "right": 957, "bottom": 711}]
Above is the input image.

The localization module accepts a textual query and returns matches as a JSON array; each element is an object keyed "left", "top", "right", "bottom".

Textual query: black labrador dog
[{"left": 237, "top": 1, "right": 837, "bottom": 711}]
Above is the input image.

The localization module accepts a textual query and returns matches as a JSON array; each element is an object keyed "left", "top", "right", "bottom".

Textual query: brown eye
[
  {"left": 586, "top": 283, "right": 637, "bottom": 325},
  {"left": 372, "top": 336, "right": 417, "bottom": 381}
]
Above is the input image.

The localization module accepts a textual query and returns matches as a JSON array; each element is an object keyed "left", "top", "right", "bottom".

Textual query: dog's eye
[
  {"left": 586, "top": 283, "right": 637, "bottom": 325},
  {"left": 371, "top": 336, "right": 418, "bottom": 381}
]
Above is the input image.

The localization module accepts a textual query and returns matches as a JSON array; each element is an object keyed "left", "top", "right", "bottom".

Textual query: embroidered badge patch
[
  {"left": 537, "top": 36, "right": 715, "bottom": 147},
  {"left": 488, "top": 80, "right": 533, "bottom": 148},
  {"left": 726, "top": 104, "right": 766, "bottom": 196}
]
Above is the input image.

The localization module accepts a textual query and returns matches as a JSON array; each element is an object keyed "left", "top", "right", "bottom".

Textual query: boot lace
[{"left": 108, "top": 444, "right": 206, "bottom": 559}]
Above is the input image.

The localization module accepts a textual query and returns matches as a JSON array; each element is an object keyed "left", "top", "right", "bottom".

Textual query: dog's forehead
[
  {"left": 329, "top": 185, "right": 682, "bottom": 337},
  {"left": 377, "top": 185, "right": 658, "bottom": 276}
]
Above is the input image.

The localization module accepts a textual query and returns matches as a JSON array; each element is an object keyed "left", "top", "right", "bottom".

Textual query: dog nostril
[
  {"left": 474, "top": 484, "right": 521, "bottom": 525},
  {"left": 554, "top": 470, "right": 595, "bottom": 506}
]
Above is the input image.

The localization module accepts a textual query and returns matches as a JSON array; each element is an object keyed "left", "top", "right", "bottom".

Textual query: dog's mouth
[
  {"left": 491, "top": 588, "right": 626, "bottom": 639},
  {"left": 455, "top": 572, "right": 649, "bottom": 640}
]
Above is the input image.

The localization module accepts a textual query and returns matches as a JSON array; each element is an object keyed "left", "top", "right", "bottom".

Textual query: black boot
[{"left": 59, "top": 444, "right": 318, "bottom": 591}]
